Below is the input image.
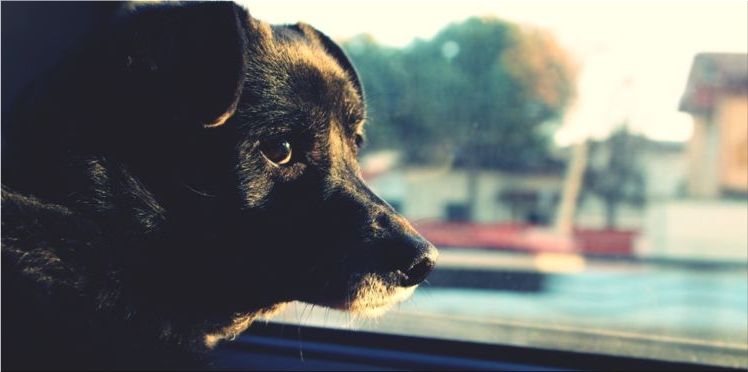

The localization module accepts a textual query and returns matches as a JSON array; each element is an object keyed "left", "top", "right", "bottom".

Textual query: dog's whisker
[
  {"left": 179, "top": 182, "right": 217, "bottom": 198},
  {"left": 296, "top": 320, "right": 304, "bottom": 362},
  {"left": 307, "top": 304, "right": 317, "bottom": 324}
]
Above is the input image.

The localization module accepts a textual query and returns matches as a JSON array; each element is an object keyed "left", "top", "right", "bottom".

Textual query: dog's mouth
[
  {"left": 296, "top": 235, "right": 436, "bottom": 317},
  {"left": 314, "top": 273, "right": 419, "bottom": 318}
]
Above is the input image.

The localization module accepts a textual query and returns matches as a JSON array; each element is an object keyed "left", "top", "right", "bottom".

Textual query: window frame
[{"left": 213, "top": 322, "right": 739, "bottom": 371}]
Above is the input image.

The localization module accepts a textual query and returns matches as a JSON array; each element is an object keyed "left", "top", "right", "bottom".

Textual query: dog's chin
[
  {"left": 320, "top": 274, "right": 418, "bottom": 318},
  {"left": 203, "top": 302, "right": 289, "bottom": 349}
]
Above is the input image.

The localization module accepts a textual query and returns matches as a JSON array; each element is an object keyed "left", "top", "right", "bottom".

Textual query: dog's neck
[{"left": 3, "top": 162, "right": 291, "bottom": 367}]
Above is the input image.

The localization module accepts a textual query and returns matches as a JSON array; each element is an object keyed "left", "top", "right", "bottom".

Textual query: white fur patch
[
  {"left": 342, "top": 274, "right": 417, "bottom": 318},
  {"left": 203, "top": 303, "right": 288, "bottom": 349}
]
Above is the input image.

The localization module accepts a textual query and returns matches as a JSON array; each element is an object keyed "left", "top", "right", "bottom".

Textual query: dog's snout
[{"left": 338, "top": 181, "right": 438, "bottom": 287}]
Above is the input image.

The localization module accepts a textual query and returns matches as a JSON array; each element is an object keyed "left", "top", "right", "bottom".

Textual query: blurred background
[{"left": 246, "top": 0, "right": 747, "bottom": 367}]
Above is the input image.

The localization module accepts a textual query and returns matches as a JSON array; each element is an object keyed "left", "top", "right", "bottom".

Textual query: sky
[{"left": 242, "top": 0, "right": 747, "bottom": 145}]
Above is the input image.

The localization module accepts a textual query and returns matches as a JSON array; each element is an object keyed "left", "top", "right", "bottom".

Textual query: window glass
[{"left": 248, "top": 1, "right": 748, "bottom": 367}]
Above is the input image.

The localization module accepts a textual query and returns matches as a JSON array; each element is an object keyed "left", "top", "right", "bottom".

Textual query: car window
[{"left": 247, "top": 1, "right": 748, "bottom": 368}]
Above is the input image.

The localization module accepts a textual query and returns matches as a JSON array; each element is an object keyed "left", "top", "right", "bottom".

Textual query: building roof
[{"left": 679, "top": 53, "right": 748, "bottom": 114}]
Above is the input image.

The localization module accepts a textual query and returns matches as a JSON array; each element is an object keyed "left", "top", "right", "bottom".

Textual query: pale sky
[{"left": 242, "top": 0, "right": 747, "bottom": 145}]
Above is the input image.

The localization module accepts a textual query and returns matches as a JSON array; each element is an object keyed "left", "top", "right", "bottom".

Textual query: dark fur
[{"left": 1, "top": 2, "right": 436, "bottom": 370}]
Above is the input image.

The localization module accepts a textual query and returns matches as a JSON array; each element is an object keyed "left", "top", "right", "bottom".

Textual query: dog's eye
[
  {"left": 354, "top": 133, "right": 365, "bottom": 149},
  {"left": 260, "top": 140, "right": 292, "bottom": 166}
]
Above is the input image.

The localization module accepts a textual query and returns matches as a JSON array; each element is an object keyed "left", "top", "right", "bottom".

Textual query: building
[
  {"left": 679, "top": 53, "right": 748, "bottom": 198},
  {"left": 635, "top": 53, "right": 748, "bottom": 262},
  {"left": 366, "top": 133, "right": 688, "bottom": 230},
  {"left": 368, "top": 167, "right": 563, "bottom": 225}
]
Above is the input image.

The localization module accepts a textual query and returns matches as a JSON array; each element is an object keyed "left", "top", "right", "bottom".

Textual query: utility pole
[{"left": 555, "top": 140, "right": 588, "bottom": 235}]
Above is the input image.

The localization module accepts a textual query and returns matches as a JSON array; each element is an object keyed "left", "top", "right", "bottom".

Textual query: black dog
[{"left": 1, "top": 2, "right": 437, "bottom": 369}]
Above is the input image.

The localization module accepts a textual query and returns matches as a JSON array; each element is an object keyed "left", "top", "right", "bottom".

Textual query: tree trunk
[{"left": 604, "top": 198, "right": 618, "bottom": 229}]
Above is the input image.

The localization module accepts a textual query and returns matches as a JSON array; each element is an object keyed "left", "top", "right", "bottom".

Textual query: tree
[
  {"left": 342, "top": 35, "right": 411, "bottom": 151},
  {"left": 341, "top": 17, "right": 577, "bottom": 171},
  {"left": 582, "top": 127, "right": 646, "bottom": 228}
]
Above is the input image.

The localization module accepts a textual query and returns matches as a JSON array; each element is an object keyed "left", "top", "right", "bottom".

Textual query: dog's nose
[
  {"left": 371, "top": 210, "right": 439, "bottom": 287},
  {"left": 400, "top": 246, "right": 437, "bottom": 287},
  {"left": 393, "top": 236, "right": 438, "bottom": 287}
]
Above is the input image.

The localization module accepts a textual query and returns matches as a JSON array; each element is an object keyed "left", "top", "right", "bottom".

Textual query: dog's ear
[
  {"left": 118, "top": 2, "right": 257, "bottom": 128},
  {"left": 290, "top": 23, "right": 364, "bottom": 99}
]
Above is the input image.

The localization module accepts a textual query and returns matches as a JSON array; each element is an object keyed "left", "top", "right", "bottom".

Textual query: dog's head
[{"left": 109, "top": 3, "right": 437, "bottom": 319}]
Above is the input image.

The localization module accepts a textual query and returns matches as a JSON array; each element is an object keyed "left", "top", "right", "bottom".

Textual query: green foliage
[
  {"left": 342, "top": 17, "right": 577, "bottom": 170},
  {"left": 583, "top": 126, "right": 647, "bottom": 228}
]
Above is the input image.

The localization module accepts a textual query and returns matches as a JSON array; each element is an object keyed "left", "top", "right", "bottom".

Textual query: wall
[
  {"left": 716, "top": 93, "right": 748, "bottom": 193},
  {"left": 687, "top": 115, "right": 721, "bottom": 198},
  {"left": 636, "top": 199, "right": 748, "bottom": 262}
]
